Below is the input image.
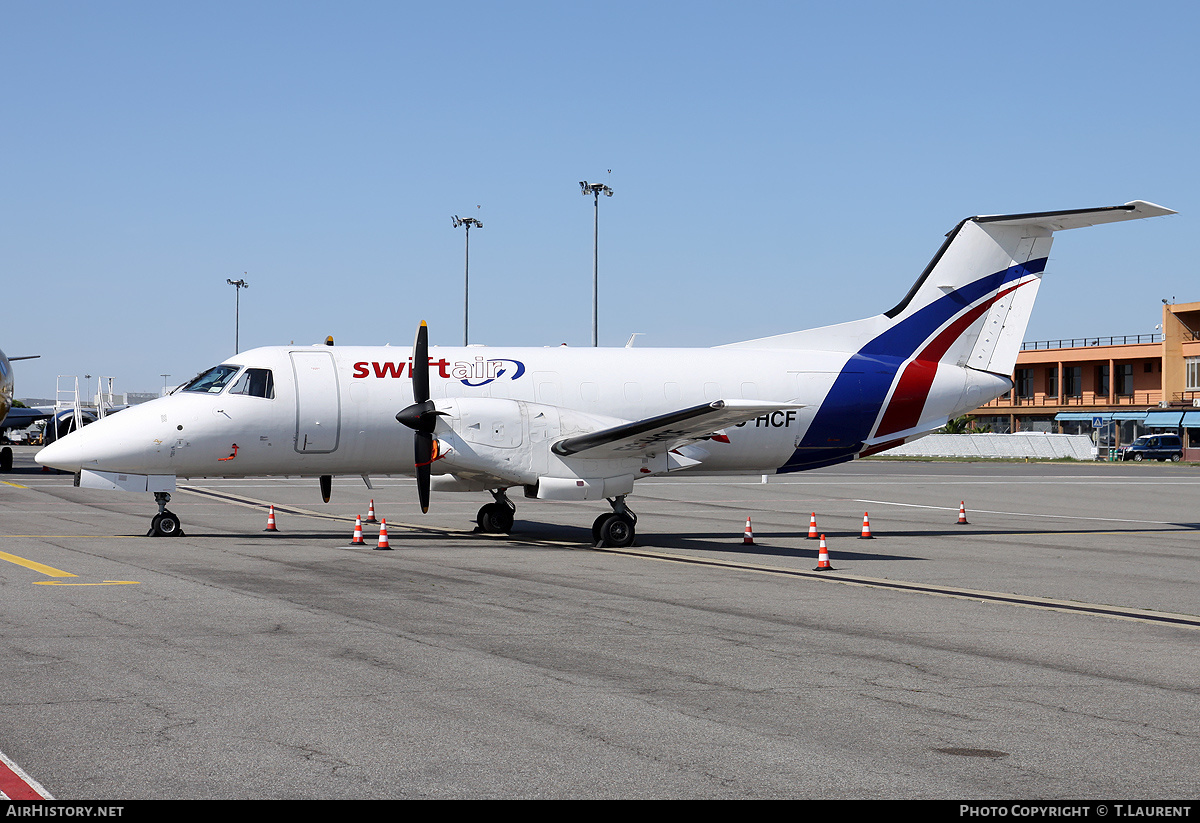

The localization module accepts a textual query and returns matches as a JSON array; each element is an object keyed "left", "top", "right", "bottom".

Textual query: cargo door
[{"left": 290, "top": 350, "right": 341, "bottom": 453}]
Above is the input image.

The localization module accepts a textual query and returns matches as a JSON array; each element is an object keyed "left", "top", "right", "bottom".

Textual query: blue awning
[
  {"left": 1144, "top": 411, "right": 1183, "bottom": 427},
  {"left": 1182, "top": 411, "right": 1200, "bottom": 427},
  {"left": 1111, "top": 410, "right": 1148, "bottom": 420}
]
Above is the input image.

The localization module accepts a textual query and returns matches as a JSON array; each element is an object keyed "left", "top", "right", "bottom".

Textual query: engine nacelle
[{"left": 429, "top": 397, "right": 667, "bottom": 493}]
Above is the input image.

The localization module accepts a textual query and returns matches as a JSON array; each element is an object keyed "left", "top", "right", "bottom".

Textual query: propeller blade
[
  {"left": 412, "top": 320, "right": 430, "bottom": 404},
  {"left": 402, "top": 321, "right": 435, "bottom": 514},
  {"left": 415, "top": 431, "right": 433, "bottom": 513}
]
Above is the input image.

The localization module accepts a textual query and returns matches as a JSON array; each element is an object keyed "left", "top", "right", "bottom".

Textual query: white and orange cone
[
  {"left": 743, "top": 517, "right": 755, "bottom": 545},
  {"left": 807, "top": 512, "right": 819, "bottom": 539},
  {"left": 365, "top": 499, "right": 378, "bottom": 524},
  {"left": 814, "top": 534, "right": 833, "bottom": 570},
  {"left": 375, "top": 518, "right": 391, "bottom": 550},
  {"left": 349, "top": 515, "right": 365, "bottom": 545},
  {"left": 957, "top": 501, "right": 969, "bottom": 525},
  {"left": 859, "top": 511, "right": 874, "bottom": 539},
  {"left": 264, "top": 505, "right": 279, "bottom": 532}
]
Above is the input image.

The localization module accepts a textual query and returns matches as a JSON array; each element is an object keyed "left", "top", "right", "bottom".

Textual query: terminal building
[{"left": 966, "top": 300, "right": 1200, "bottom": 460}]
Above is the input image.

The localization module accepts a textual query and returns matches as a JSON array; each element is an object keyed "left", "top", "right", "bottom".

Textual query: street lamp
[
  {"left": 452, "top": 215, "right": 483, "bottom": 346},
  {"left": 579, "top": 181, "right": 613, "bottom": 347},
  {"left": 226, "top": 276, "right": 249, "bottom": 353}
]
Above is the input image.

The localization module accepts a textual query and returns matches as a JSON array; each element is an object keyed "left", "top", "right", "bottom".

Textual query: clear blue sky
[{"left": 3, "top": 1, "right": 1195, "bottom": 400}]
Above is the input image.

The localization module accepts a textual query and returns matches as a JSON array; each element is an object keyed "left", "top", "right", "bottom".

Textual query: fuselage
[{"left": 35, "top": 341, "right": 1010, "bottom": 481}]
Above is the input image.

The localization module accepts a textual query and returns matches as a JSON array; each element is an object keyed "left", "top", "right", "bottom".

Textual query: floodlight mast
[
  {"left": 226, "top": 276, "right": 249, "bottom": 354},
  {"left": 452, "top": 215, "right": 483, "bottom": 346},
  {"left": 579, "top": 181, "right": 613, "bottom": 347}
]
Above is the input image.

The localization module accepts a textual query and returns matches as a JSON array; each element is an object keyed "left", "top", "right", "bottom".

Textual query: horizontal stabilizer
[
  {"left": 974, "top": 200, "right": 1175, "bottom": 230},
  {"left": 552, "top": 399, "right": 804, "bottom": 459}
]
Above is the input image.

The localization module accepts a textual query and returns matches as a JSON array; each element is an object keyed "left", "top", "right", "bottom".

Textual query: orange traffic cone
[
  {"left": 743, "top": 517, "right": 755, "bottom": 545},
  {"left": 859, "top": 511, "right": 874, "bottom": 539},
  {"left": 814, "top": 534, "right": 834, "bottom": 570},
  {"left": 264, "top": 505, "right": 279, "bottom": 532},
  {"left": 957, "top": 501, "right": 969, "bottom": 525},
  {"left": 349, "top": 515, "right": 366, "bottom": 545},
  {"left": 375, "top": 518, "right": 391, "bottom": 550},
  {"left": 365, "top": 499, "right": 378, "bottom": 524},
  {"left": 807, "top": 512, "right": 819, "bottom": 539}
]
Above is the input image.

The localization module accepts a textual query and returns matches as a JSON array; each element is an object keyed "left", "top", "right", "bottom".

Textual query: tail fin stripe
[
  {"left": 873, "top": 278, "right": 1033, "bottom": 438},
  {"left": 783, "top": 260, "right": 1043, "bottom": 471},
  {"left": 861, "top": 257, "right": 1047, "bottom": 360}
]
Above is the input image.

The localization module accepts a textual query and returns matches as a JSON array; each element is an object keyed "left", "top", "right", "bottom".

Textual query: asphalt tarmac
[{"left": 1, "top": 445, "right": 1197, "bottom": 799}]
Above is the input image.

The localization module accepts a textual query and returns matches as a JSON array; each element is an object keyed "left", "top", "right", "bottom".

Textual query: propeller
[{"left": 395, "top": 321, "right": 441, "bottom": 513}]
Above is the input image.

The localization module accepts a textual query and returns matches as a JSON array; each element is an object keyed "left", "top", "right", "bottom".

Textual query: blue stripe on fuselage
[{"left": 777, "top": 257, "right": 1046, "bottom": 472}]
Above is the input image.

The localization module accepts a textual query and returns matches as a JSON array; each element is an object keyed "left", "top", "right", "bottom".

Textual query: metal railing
[
  {"left": 982, "top": 391, "right": 1164, "bottom": 408},
  {"left": 1021, "top": 334, "right": 1162, "bottom": 351}
]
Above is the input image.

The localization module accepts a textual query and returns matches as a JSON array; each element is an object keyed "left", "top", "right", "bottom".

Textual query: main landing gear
[
  {"left": 591, "top": 496, "right": 637, "bottom": 548},
  {"left": 475, "top": 489, "right": 516, "bottom": 534},
  {"left": 148, "top": 491, "right": 184, "bottom": 537},
  {"left": 472, "top": 490, "right": 638, "bottom": 547}
]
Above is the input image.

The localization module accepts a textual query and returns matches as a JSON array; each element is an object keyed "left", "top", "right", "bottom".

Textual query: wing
[{"left": 551, "top": 399, "right": 804, "bottom": 459}]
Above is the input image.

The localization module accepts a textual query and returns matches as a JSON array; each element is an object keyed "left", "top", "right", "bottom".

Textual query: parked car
[{"left": 1120, "top": 434, "right": 1183, "bottom": 462}]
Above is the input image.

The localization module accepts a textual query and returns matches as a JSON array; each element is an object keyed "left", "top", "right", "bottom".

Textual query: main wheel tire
[
  {"left": 598, "top": 513, "right": 636, "bottom": 548},
  {"left": 0, "top": 447, "right": 12, "bottom": 472},
  {"left": 476, "top": 503, "right": 514, "bottom": 534},
  {"left": 592, "top": 514, "right": 610, "bottom": 545}
]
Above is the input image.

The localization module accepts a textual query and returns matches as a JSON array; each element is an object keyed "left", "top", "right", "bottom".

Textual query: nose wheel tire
[{"left": 149, "top": 510, "right": 184, "bottom": 537}]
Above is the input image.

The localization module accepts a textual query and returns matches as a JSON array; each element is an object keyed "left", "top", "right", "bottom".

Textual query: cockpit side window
[
  {"left": 228, "top": 368, "right": 275, "bottom": 399},
  {"left": 181, "top": 365, "right": 241, "bottom": 394}
]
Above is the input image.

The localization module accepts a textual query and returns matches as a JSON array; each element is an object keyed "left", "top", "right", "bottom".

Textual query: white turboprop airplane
[{"left": 36, "top": 201, "right": 1174, "bottom": 544}]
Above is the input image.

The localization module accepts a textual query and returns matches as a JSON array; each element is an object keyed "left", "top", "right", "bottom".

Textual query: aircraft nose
[
  {"left": 36, "top": 428, "right": 94, "bottom": 472},
  {"left": 35, "top": 411, "right": 153, "bottom": 473}
]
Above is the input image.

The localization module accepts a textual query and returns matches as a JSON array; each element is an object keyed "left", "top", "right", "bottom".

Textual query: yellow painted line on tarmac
[
  {"left": 0, "top": 550, "right": 76, "bottom": 578},
  {"left": 0, "top": 550, "right": 139, "bottom": 586},
  {"left": 1, "top": 481, "right": 29, "bottom": 488},
  {"left": 33, "top": 580, "right": 140, "bottom": 587}
]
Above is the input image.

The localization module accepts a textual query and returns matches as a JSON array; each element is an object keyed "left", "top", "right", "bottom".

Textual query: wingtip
[{"left": 1124, "top": 200, "right": 1177, "bottom": 217}]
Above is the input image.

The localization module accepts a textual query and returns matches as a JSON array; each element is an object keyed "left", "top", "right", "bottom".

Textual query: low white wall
[{"left": 880, "top": 433, "right": 1096, "bottom": 460}]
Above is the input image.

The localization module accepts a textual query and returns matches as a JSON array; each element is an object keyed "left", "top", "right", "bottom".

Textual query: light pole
[
  {"left": 452, "top": 215, "right": 483, "bottom": 346},
  {"left": 226, "top": 276, "right": 249, "bottom": 353},
  {"left": 579, "top": 181, "right": 613, "bottom": 346},
  {"left": 160, "top": 374, "right": 171, "bottom": 396}
]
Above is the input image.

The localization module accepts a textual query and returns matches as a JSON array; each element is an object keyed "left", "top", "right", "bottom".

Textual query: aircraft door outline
[{"left": 290, "top": 350, "right": 341, "bottom": 453}]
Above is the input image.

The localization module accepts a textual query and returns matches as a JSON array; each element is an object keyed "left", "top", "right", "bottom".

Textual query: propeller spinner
[{"left": 395, "top": 321, "right": 441, "bottom": 513}]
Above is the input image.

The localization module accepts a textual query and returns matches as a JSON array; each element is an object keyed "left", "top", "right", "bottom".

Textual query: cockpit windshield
[{"left": 180, "top": 365, "right": 241, "bottom": 394}]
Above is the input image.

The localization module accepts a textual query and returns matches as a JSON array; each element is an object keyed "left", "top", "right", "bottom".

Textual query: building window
[
  {"left": 1015, "top": 368, "right": 1034, "bottom": 399},
  {"left": 1064, "top": 366, "right": 1082, "bottom": 397},
  {"left": 1096, "top": 364, "right": 1109, "bottom": 398},
  {"left": 1047, "top": 368, "right": 1058, "bottom": 398},
  {"left": 1117, "top": 363, "right": 1134, "bottom": 396},
  {"left": 1187, "top": 357, "right": 1200, "bottom": 391}
]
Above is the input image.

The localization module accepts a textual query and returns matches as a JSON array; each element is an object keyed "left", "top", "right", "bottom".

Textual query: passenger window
[{"left": 228, "top": 368, "right": 275, "bottom": 399}]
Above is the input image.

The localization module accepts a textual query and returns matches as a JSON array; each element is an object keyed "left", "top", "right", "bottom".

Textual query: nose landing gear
[{"left": 148, "top": 491, "right": 184, "bottom": 537}]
